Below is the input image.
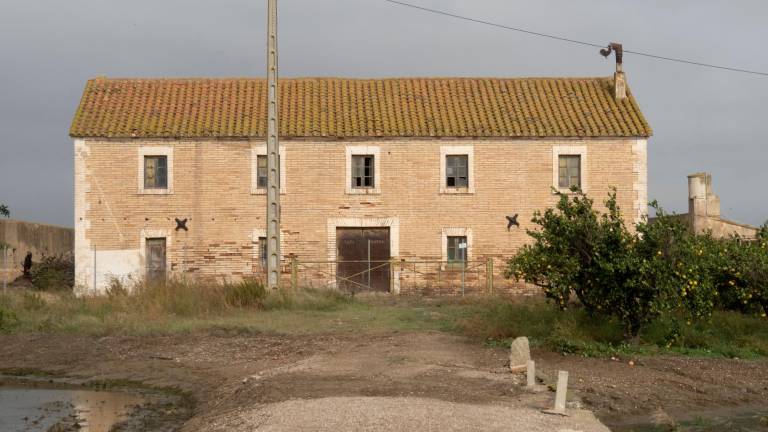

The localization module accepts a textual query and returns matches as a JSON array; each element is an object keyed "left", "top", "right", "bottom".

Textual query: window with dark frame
[
  {"left": 558, "top": 155, "right": 581, "bottom": 189},
  {"left": 446, "top": 155, "right": 468, "bottom": 188},
  {"left": 351, "top": 155, "right": 375, "bottom": 189},
  {"left": 447, "top": 236, "right": 468, "bottom": 266},
  {"left": 144, "top": 155, "right": 168, "bottom": 189},
  {"left": 259, "top": 237, "right": 267, "bottom": 268}
]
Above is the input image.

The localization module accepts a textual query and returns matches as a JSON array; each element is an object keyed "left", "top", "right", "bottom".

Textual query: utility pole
[{"left": 266, "top": 0, "right": 281, "bottom": 289}]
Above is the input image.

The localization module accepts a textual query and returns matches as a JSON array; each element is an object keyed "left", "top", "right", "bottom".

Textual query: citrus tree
[
  {"left": 506, "top": 189, "right": 714, "bottom": 339},
  {"left": 712, "top": 227, "right": 768, "bottom": 318}
]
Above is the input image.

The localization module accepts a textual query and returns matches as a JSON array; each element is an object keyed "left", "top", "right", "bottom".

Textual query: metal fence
[{"left": 287, "top": 258, "right": 500, "bottom": 297}]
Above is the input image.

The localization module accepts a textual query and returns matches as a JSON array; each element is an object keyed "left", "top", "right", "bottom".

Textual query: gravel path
[{"left": 213, "top": 396, "right": 610, "bottom": 432}]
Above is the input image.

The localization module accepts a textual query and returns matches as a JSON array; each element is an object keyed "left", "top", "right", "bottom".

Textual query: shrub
[
  {"left": 29, "top": 255, "right": 74, "bottom": 291},
  {"left": 506, "top": 188, "right": 716, "bottom": 339}
]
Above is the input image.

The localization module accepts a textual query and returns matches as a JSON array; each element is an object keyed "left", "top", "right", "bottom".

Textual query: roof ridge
[{"left": 90, "top": 76, "right": 615, "bottom": 82}]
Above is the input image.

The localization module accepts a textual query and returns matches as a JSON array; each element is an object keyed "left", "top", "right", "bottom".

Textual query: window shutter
[{"left": 156, "top": 156, "right": 168, "bottom": 188}]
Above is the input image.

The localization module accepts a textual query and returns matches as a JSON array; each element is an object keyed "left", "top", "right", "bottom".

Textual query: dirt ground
[{"left": 1, "top": 331, "right": 767, "bottom": 431}]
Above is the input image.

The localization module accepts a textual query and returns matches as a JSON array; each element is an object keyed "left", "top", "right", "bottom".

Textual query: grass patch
[
  {"left": 0, "top": 279, "right": 356, "bottom": 336},
  {"left": 451, "top": 298, "right": 768, "bottom": 358},
  {"left": 1, "top": 285, "right": 766, "bottom": 358}
]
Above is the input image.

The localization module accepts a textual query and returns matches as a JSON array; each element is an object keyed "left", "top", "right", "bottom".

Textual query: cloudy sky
[{"left": 1, "top": 0, "right": 767, "bottom": 227}]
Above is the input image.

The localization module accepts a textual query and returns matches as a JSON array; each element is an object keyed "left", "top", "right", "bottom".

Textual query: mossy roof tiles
[{"left": 70, "top": 77, "right": 651, "bottom": 139}]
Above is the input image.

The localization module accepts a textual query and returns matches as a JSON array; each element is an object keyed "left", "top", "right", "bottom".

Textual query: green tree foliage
[
  {"left": 759, "top": 221, "right": 768, "bottom": 241},
  {"left": 709, "top": 233, "right": 768, "bottom": 318},
  {"left": 0, "top": 204, "right": 8, "bottom": 218},
  {"left": 506, "top": 188, "right": 718, "bottom": 338}
]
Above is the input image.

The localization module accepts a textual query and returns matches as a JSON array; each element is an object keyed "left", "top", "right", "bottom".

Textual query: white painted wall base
[{"left": 93, "top": 249, "right": 141, "bottom": 293}]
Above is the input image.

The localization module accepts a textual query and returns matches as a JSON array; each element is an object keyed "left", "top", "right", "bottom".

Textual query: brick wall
[{"left": 74, "top": 137, "right": 646, "bottom": 294}]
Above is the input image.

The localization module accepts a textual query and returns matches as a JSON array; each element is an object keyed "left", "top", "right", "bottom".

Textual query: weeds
[
  {"left": 1, "top": 284, "right": 766, "bottom": 358},
  {"left": 0, "top": 279, "right": 353, "bottom": 335},
  {"left": 0, "top": 303, "right": 19, "bottom": 333},
  {"left": 454, "top": 299, "right": 768, "bottom": 358}
]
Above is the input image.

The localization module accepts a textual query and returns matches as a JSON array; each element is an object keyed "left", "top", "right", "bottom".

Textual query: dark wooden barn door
[
  {"left": 336, "top": 228, "right": 390, "bottom": 292},
  {"left": 146, "top": 238, "right": 167, "bottom": 283}
]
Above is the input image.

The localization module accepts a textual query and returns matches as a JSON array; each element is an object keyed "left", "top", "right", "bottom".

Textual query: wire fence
[
  {"left": 283, "top": 258, "right": 512, "bottom": 297},
  {"left": 82, "top": 247, "right": 535, "bottom": 297}
]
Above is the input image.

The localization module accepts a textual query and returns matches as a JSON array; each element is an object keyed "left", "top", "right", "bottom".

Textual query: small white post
[
  {"left": 554, "top": 370, "right": 569, "bottom": 414},
  {"left": 526, "top": 360, "right": 536, "bottom": 388}
]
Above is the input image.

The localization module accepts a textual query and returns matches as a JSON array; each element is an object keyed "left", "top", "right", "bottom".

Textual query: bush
[
  {"left": 29, "top": 255, "right": 74, "bottom": 291},
  {"left": 506, "top": 188, "right": 719, "bottom": 339}
]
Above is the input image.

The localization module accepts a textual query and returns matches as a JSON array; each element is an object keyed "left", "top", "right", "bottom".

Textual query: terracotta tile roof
[{"left": 70, "top": 77, "right": 651, "bottom": 139}]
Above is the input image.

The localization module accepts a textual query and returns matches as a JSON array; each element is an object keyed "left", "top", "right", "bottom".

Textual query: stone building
[{"left": 70, "top": 73, "right": 651, "bottom": 295}]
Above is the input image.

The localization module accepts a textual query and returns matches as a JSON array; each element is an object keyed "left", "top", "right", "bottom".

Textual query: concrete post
[
  {"left": 554, "top": 370, "right": 569, "bottom": 414},
  {"left": 526, "top": 360, "right": 536, "bottom": 388},
  {"left": 265, "top": 0, "right": 282, "bottom": 290}
]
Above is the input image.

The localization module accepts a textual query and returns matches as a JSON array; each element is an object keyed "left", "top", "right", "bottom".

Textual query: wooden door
[
  {"left": 146, "top": 238, "right": 167, "bottom": 283},
  {"left": 336, "top": 228, "right": 390, "bottom": 292}
]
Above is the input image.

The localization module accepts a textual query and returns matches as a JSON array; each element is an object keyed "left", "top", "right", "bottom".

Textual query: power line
[{"left": 381, "top": 0, "right": 768, "bottom": 77}]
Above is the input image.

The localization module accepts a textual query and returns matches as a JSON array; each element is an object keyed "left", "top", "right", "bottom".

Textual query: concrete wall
[
  {"left": 0, "top": 219, "right": 74, "bottom": 283},
  {"left": 74, "top": 137, "right": 647, "bottom": 294}
]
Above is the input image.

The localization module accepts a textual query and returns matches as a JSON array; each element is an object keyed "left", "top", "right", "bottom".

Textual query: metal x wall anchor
[
  {"left": 506, "top": 214, "right": 520, "bottom": 231},
  {"left": 175, "top": 218, "right": 189, "bottom": 231}
]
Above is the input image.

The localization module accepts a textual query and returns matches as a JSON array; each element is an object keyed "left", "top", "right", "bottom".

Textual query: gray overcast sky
[{"left": 1, "top": 0, "right": 767, "bottom": 227}]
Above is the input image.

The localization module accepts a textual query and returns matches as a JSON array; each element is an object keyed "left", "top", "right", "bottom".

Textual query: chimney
[
  {"left": 688, "top": 172, "right": 721, "bottom": 234},
  {"left": 600, "top": 42, "right": 626, "bottom": 100},
  {"left": 612, "top": 43, "right": 626, "bottom": 100}
]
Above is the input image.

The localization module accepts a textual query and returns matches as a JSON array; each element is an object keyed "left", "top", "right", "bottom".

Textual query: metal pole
[
  {"left": 367, "top": 239, "right": 371, "bottom": 289},
  {"left": 2, "top": 244, "right": 7, "bottom": 295},
  {"left": 486, "top": 257, "right": 493, "bottom": 296},
  {"left": 461, "top": 251, "right": 465, "bottom": 297},
  {"left": 93, "top": 246, "right": 97, "bottom": 294},
  {"left": 266, "top": 0, "right": 282, "bottom": 289}
]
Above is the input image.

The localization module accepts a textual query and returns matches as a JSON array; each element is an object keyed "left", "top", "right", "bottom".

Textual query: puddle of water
[{"left": 0, "top": 386, "right": 145, "bottom": 432}]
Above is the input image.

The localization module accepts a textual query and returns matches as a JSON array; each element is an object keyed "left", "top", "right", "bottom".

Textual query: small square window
[
  {"left": 558, "top": 155, "right": 581, "bottom": 189},
  {"left": 144, "top": 156, "right": 168, "bottom": 189},
  {"left": 447, "top": 236, "right": 468, "bottom": 266},
  {"left": 446, "top": 155, "right": 469, "bottom": 188},
  {"left": 258, "top": 237, "right": 268, "bottom": 268},
  {"left": 351, "top": 155, "right": 375, "bottom": 189}
]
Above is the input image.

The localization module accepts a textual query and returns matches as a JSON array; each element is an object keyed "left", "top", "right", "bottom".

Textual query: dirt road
[{"left": 1, "top": 331, "right": 766, "bottom": 431}]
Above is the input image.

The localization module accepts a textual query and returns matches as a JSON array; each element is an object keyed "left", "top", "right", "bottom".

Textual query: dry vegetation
[{"left": 1, "top": 280, "right": 767, "bottom": 359}]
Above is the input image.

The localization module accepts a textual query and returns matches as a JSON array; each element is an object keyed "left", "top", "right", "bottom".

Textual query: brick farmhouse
[{"left": 70, "top": 74, "right": 651, "bottom": 295}]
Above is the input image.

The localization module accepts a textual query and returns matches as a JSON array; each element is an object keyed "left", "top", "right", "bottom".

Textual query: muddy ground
[{"left": 1, "top": 332, "right": 767, "bottom": 430}]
